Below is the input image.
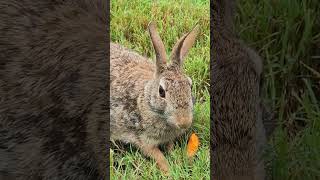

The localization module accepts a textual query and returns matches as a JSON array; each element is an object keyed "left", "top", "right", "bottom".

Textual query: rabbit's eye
[{"left": 159, "top": 85, "right": 165, "bottom": 98}]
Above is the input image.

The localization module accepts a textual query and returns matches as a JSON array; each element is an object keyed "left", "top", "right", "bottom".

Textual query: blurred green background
[{"left": 236, "top": 0, "right": 320, "bottom": 179}]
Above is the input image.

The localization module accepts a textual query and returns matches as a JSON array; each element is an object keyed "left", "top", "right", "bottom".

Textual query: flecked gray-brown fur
[{"left": 0, "top": 0, "right": 108, "bottom": 179}]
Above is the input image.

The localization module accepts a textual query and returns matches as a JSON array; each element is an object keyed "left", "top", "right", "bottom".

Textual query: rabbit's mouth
[
  {"left": 176, "top": 120, "right": 192, "bottom": 129},
  {"left": 167, "top": 115, "right": 193, "bottom": 130}
]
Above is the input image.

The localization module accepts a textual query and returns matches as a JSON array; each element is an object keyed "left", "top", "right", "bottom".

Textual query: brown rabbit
[
  {"left": 211, "top": 0, "right": 275, "bottom": 179},
  {"left": 110, "top": 22, "right": 199, "bottom": 173}
]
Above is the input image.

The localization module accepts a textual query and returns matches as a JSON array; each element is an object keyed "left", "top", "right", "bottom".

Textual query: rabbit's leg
[
  {"left": 136, "top": 142, "right": 169, "bottom": 173},
  {"left": 166, "top": 142, "right": 174, "bottom": 152}
]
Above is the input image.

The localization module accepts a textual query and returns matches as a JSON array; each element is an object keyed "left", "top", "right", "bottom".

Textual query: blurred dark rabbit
[
  {"left": 110, "top": 22, "right": 198, "bottom": 173},
  {"left": 211, "top": 0, "right": 276, "bottom": 179},
  {"left": 0, "top": 0, "right": 107, "bottom": 179}
]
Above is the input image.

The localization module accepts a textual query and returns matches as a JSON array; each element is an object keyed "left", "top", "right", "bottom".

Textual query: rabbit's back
[
  {"left": 110, "top": 43, "right": 155, "bottom": 83},
  {"left": 110, "top": 43, "right": 156, "bottom": 141},
  {"left": 110, "top": 42, "right": 155, "bottom": 104}
]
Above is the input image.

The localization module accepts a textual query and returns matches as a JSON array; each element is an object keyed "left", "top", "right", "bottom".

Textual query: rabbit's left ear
[
  {"left": 170, "top": 24, "right": 199, "bottom": 67},
  {"left": 148, "top": 22, "right": 167, "bottom": 75}
]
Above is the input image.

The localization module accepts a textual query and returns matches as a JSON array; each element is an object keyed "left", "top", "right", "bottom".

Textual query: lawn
[
  {"left": 235, "top": 0, "right": 320, "bottom": 179},
  {"left": 110, "top": 0, "right": 210, "bottom": 179}
]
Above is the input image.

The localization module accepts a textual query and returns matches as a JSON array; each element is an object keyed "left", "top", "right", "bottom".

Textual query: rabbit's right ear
[
  {"left": 170, "top": 24, "right": 199, "bottom": 68},
  {"left": 148, "top": 22, "right": 167, "bottom": 76}
]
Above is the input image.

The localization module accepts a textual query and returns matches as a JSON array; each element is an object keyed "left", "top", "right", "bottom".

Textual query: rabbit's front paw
[
  {"left": 157, "top": 157, "right": 169, "bottom": 174},
  {"left": 166, "top": 142, "right": 174, "bottom": 153},
  {"left": 136, "top": 142, "right": 170, "bottom": 174}
]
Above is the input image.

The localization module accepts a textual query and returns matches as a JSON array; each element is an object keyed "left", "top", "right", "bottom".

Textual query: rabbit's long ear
[
  {"left": 170, "top": 24, "right": 199, "bottom": 67},
  {"left": 148, "top": 22, "right": 167, "bottom": 75}
]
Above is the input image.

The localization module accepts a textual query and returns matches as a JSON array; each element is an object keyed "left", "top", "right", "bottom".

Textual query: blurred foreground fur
[
  {"left": 0, "top": 0, "right": 107, "bottom": 179},
  {"left": 211, "top": 0, "right": 276, "bottom": 179}
]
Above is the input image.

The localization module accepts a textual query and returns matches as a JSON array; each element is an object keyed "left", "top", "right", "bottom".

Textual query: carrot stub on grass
[{"left": 187, "top": 133, "right": 200, "bottom": 158}]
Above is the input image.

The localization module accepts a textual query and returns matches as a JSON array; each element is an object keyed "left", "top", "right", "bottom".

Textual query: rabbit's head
[{"left": 145, "top": 22, "right": 199, "bottom": 130}]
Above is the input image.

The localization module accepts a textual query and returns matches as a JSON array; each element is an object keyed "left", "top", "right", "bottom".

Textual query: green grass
[
  {"left": 236, "top": 0, "right": 320, "bottom": 179},
  {"left": 110, "top": 0, "right": 210, "bottom": 179}
]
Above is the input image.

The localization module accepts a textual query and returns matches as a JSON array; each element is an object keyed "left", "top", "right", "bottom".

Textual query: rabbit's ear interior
[
  {"left": 148, "top": 22, "right": 167, "bottom": 75},
  {"left": 170, "top": 24, "right": 199, "bottom": 67}
]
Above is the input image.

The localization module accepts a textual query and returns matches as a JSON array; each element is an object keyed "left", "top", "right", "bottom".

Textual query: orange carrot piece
[{"left": 187, "top": 133, "right": 200, "bottom": 158}]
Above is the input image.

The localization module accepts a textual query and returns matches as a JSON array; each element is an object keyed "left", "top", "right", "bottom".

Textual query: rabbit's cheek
[
  {"left": 156, "top": 98, "right": 167, "bottom": 112},
  {"left": 150, "top": 94, "right": 166, "bottom": 111},
  {"left": 164, "top": 102, "right": 175, "bottom": 115}
]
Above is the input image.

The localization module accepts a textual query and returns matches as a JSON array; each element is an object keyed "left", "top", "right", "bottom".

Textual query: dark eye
[{"left": 159, "top": 85, "right": 165, "bottom": 98}]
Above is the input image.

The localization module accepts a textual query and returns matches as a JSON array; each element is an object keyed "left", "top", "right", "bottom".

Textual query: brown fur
[
  {"left": 211, "top": 0, "right": 275, "bottom": 179},
  {"left": 110, "top": 22, "right": 199, "bottom": 173},
  {"left": 0, "top": 0, "right": 108, "bottom": 179}
]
